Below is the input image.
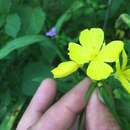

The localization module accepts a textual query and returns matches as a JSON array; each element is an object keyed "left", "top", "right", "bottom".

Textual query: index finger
[
  {"left": 17, "top": 79, "right": 56, "bottom": 130},
  {"left": 30, "top": 78, "right": 91, "bottom": 130}
]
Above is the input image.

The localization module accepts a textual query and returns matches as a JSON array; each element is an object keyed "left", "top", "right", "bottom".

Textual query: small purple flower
[{"left": 46, "top": 27, "right": 57, "bottom": 37}]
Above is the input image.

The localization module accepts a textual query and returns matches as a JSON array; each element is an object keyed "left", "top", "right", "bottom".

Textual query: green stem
[
  {"left": 55, "top": 45, "right": 66, "bottom": 61},
  {"left": 55, "top": 1, "right": 84, "bottom": 33},
  {"left": 84, "top": 81, "right": 97, "bottom": 104},
  {"left": 77, "top": 110, "right": 85, "bottom": 130},
  {"left": 52, "top": 39, "right": 66, "bottom": 61},
  {"left": 77, "top": 81, "right": 97, "bottom": 130},
  {"left": 103, "top": 0, "right": 112, "bottom": 31}
]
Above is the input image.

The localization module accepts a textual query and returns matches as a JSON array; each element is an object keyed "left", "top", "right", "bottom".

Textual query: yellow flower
[
  {"left": 115, "top": 50, "right": 130, "bottom": 93},
  {"left": 52, "top": 28, "right": 124, "bottom": 80},
  {"left": 51, "top": 61, "right": 79, "bottom": 78}
]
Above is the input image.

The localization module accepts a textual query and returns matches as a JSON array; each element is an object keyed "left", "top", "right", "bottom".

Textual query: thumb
[{"left": 86, "top": 89, "right": 121, "bottom": 130}]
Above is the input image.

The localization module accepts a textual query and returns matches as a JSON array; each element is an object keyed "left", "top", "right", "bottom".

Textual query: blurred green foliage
[{"left": 0, "top": 0, "right": 130, "bottom": 129}]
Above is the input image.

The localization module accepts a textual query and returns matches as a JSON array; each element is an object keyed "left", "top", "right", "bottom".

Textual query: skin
[{"left": 16, "top": 78, "right": 121, "bottom": 130}]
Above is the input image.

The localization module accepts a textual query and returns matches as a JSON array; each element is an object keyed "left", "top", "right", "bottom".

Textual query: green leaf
[
  {"left": 19, "top": 6, "right": 46, "bottom": 34},
  {"left": 0, "top": 98, "right": 26, "bottom": 130},
  {"left": 22, "top": 62, "right": 52, "bottom": 96},
  {"left": 57, "top": 80, "right": 74, "bottom": 93},
  {"left": 5, "top": 13, "right": 21, "bottom": 38},
  {"left": 27, "top": 7, "right": 46, "bottom": 34},
  {"left": 110, "top": 0, "right": 124, "bottom": 16},
  {"left": 55, "top": 0, "right": 84, "bottom": 33},
  {"left": 115, "top": 13, "right": 130, "bottom": 29},
  {"left": 0, "top": 90, "right": 11, "bottom": 119},
  {"left": 116, "top": 99, "right": 130, "bottom": 122},
  {"left": 0, "top": 35, "right": 48, "bottom": 59},
  {"left": 125, "top": 40, "right": 130, "bottom": 57},
  {"left": 40, "top": 42, "right": 57, "bottom": 64},
  {"left": 0, "top": 15, "right": 6, "bottom": 28},
  {"left": 56, "top": 76, "right": 78, "bottom": 93},
  {"left": 0, "top": 0, "right": 12, "bottom": 14}
]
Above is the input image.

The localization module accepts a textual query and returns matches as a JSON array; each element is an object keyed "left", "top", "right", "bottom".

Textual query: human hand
[{"left": 16, "top": 78, "right": 120, "bottom": 130}]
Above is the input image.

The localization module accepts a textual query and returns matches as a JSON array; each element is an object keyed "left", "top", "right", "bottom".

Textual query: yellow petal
[
  {"left": 118, "top": 72, "right": 130, "bottom": 94},
  {"left": 123, "top": 69, "right": 130, "bottom": 81},
  {"left": 98, "top": 41, "right": 124, "bottom": 62},
  {"left": 87, "top": 61, "right": 113, "bottom": 80},
  {"left": 68, "top": 42, "right": 96, "bottom": 64},
  {"left": 51, "top": 61, "right": 79, "bottom": 78},
  {"left": 122, "top": 49, "right": 128, "bottom": 70},
  {"left": 79, "top": 28, "right": 104, "bottom": 53}
]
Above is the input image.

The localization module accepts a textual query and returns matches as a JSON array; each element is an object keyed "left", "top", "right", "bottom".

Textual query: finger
[
  {"left": 17, "top": 78, "right": 56, "bottom": 130},
  {"left": 30, "top": 78, "right": 91, "bottom": 130},
  {"left": 86, "top": 89, "right": 121, "bottom": 130}
]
